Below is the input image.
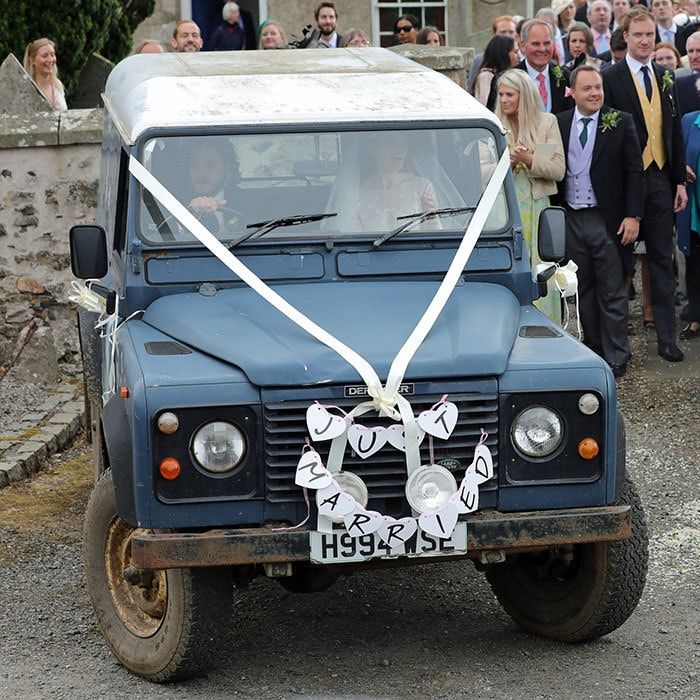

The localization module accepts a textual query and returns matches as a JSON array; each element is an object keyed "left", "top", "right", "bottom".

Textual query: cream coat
[{"left": 513, "top": 112, "right": 566, "bottom": 200}]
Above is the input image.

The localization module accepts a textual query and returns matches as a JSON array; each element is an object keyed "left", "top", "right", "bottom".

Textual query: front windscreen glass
[{"left": 136, "top": 128, "right": 508, "bottom": 244}]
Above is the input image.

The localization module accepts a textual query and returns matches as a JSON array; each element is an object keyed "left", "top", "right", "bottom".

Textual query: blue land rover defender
[{"left": 70, "top": 50, "right": 648, "bottom": 682}]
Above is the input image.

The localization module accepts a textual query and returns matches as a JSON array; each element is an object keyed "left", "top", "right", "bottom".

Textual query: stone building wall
[{"left": 0, "top": 110, "right": 102, "bottom": 372}]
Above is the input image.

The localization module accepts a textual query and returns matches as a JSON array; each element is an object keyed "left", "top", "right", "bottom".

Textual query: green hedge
[{"left": 0, "top": 0, "right": 155, "bottom": 97}]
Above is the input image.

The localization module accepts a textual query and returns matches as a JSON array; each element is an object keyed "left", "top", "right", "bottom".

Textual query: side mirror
[
  {"left": 537, "top": 207, "right": 566, "bottom": 263},
  {"left": 70, "top": 225, "right": 108, "bottom": 279}
]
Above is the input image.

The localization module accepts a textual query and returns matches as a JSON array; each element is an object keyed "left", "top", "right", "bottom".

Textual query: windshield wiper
[
  {"left": 229, "top": 212, "right": 337, "bottom": 249},
  {"left": 372, "top": 206, "right": 477, "bottom": 248}
]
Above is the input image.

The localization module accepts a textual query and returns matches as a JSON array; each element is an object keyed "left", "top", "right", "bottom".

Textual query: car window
[{"left": 136, "top": 128, "right": 509, "bottom": 245}]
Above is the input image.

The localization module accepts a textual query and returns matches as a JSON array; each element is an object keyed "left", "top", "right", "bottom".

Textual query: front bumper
[{"left": 130, "top": 505, "right": 631, "bottom": 569}]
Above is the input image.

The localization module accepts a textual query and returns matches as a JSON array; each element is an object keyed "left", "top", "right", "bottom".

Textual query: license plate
[{"left": 309, "top": 523, "right": 467, "bottom": 564}]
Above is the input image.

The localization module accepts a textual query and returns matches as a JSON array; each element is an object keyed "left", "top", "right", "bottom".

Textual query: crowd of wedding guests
[
  {"left": 20, "top": 0, "right": 699, "bottom": 377},
  {"left": 469, "top": 0, "right": 700, "bottom": 376}
]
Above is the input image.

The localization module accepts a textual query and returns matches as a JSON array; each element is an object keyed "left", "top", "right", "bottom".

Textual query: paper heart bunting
[
  {"left": 343, "top": 505, "right": 384, "bottom": 537},
  {"left": 472, "top": 443, "right": 494, "bottom": 484},
  {"left": 347, "top": 424, "right": 388, "bottom": 459},
  {"left": 417, "top": 401, "right": 458, "bottom": 440},
  {"left": 450, "top": 471, "right": 479, "bottom": 514},
  {"left": 316, "top": 481, "right": 357, "bottom": 520},
  {"left": 418, "top": 501, "right": 459, "bottom": 539},
  {"left": 377, "top": 516, "right": 418, "bottom": 549},
  {"left": 294, "top": 449, "right": 333, "bottom": 489},
  {"left": 386, "top": 424, "right": 426, "bottom": 452},
  {"left": 306, "top": 404, "right": 347, "bottom": 441}
]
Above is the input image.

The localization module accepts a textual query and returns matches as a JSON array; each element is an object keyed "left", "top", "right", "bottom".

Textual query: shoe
[
  {"left": 609, "top": 363, "right": 627, "bottom": 378},
  {"left": 679, "top": 324, "right": 700, "bottom": 340},
  {"left": 658, "top": 343, "right": 684, "bottom": 362},
  {"left": 643, "top": 319, "right": 655, "bottom": 330}
]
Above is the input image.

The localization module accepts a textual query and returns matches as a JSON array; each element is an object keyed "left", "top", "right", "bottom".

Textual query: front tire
[
  {"left": 83, "top": 470, "right": 234, "bottom": 681},
  {"left": 486, "top": 477, "right": 648, "bottom": 642}
]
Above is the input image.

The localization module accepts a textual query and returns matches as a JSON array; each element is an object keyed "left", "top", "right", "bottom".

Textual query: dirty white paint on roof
[{"left": 104, "top": 48, "right": 501, "bottom": 143}]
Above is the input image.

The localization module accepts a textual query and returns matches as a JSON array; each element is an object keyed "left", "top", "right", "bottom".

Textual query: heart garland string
[{"left": 300, "top": 398, "right": 494, "bottom": 543}]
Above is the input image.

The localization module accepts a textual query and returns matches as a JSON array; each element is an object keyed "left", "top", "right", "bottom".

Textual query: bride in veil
[{"left": 325, "top": 130, "right": 467, "bottom": 234}]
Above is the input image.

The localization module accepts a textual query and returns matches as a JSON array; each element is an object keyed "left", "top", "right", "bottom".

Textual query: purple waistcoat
[{"left": 565, "top": 118, "right": 598, "bottom": 209}]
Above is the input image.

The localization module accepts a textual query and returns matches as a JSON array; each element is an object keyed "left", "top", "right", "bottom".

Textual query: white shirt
[
  {"left": 625, "top": 53, "right": 654, "bottom": 92},
  {"left": 574, "top": 107, "right": 600, "bottom": 145},
  {"left": 321, "top": 31, "right": 339, "bottom": 47},
  {"left": 525, "top": 61, "right": 552, "bottom": 111},
  {"left": 657, "top": 22, "right": 676, "bottom": 45}
]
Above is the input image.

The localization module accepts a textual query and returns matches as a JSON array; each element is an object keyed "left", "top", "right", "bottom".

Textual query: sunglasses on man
[{"left": 395, "top": 25, "right": 415, "bottom": 33}]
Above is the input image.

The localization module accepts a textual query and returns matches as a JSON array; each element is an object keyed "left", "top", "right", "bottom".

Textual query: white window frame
[{"left": 371, "top": 1, "right": 449, "bottom": 47}]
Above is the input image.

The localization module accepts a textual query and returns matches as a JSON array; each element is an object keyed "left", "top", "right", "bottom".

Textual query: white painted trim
[
  {"left": 180, "top": 0, "right": 192, "bottom": 20},
  {"left": 259, "top": 0, "right": 268, "bottom": 21}
]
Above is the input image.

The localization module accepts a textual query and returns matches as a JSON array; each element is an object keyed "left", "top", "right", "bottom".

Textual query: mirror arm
[
  {"left": 536, "top": 264, "right": 557, "bottom": 298},
  {"left": 90, "top": 284, "right": 117, "bottom": 315}
]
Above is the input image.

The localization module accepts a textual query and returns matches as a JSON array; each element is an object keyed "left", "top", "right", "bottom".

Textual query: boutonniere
[
  {"left": 662, "top": 70, "right": 674, "bottom": 93},
  {"left": 551, "top": 65, "right": 565, "bottom": 88},
  {"left": 600, "top": 109, "right": 622, "bottom": 132}
]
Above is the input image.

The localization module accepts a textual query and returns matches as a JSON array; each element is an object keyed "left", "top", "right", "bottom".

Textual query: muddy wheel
[
  {"left": 83, "top": 470, "right": 233, "bottom": 682},
  {"left": 486, "top": 477, "right": 648, "bottom": 642}
]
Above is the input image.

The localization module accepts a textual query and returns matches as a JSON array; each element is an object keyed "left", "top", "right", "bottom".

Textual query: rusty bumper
[{"left": 130, "top": 505, "right": 631, "bottom": 569}]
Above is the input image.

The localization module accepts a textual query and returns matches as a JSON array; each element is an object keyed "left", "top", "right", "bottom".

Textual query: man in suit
[
  {"left": 611, "top": 0, "right": 630, "bottom": 31},
  {"left": 171, "top": 20, "right": 204, "bottom": 53},
  {"left": 554, "top": 65, "right": 645, "bottom": 376},
  {"left": 314, "top": 2, "right": 342, "bottom": 48},
  {"left": 676, "top": 32, "right": 700, "bottom": 113},
  {"left": 652, "top": 0, "right": 688, "bottom": 54},
  {"left": 603, "top": 5, "right": 687, "bottom": 361},
  {"left": 588, "top": 0, "right": 613, "bottom": 56},
  {"left": 517, "top": 19, "right": 573, "bottom": 113}
]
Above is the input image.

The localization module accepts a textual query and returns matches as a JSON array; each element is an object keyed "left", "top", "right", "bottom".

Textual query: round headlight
[
  {"left": 191, "top": 421, "right": 246, "bottom": 473},
  {"left": 405, "top": 465, "right": 458, "bottom": 514},
  {"left": 334, "top": 471, "right": 368, "bottom": 508},
  {"left": 511, "top": 406, "right": 564, "bottom": 459}
]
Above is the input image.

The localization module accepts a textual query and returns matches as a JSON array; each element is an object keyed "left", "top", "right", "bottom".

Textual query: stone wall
[{"left": 0, "top": 109, "right": 102, "bottom": 372}]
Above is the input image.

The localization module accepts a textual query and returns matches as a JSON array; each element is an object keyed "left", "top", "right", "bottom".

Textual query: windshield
[{"left": 136, "top": 127, "right": 509, "bottom": 245}]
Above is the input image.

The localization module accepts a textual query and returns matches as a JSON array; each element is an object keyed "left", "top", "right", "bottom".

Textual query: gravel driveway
[{"left": 0, "top": 327, "right": 698, "bottom": 699}]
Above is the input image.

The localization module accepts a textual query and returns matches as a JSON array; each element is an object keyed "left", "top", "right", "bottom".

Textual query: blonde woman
[
  {"left": 258, "top": 20, "right": 288, "bottom": 49},
  {"left": 496, "top": 68, "right": 565, "bottom": 323},
  {"left": 23, "top": 38, "right": 67, "bottom": 111}
]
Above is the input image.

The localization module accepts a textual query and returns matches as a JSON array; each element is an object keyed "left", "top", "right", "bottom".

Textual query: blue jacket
[{"left": 678, "top": 111, "right": 700, "bottom": 255}]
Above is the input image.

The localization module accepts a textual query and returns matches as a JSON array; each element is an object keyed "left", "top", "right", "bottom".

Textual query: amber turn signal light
[
  {"left": 159, "top": 457, "right": 181, "bottom": 480},
  {"left": 120, "top": 387, "right": 130, "bottom": 399},
  {"left": 578, "top": 438, "right": 599, "bottom": 460}
]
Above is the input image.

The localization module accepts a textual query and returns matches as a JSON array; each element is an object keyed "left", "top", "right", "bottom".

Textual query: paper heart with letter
[
  {"left": 450, "top": 471, "right": 479, "bottom": 514},
  {"left": 306, "top": 404, "right": 347, "bottom": 441},
  {"left": 386, "top": 423, "right": 426, "bottom": 452},
  {"left": 294, "top": 449, "right": 333, "bottom": 489},
  {"left": 417, "top": 401, "right": 458, "bottom": 440},
  {"left": 472, "top": 443, "right": 494, "bottom": 484},
  {"left": 418, "top": 501, "right": 459, "bottom": 539},
  {"left": 343, "top": 504, "right": 384, "bottom": 537},
  {"left": 347, "top": 424, "right": 388, "bottom": 459},
  {"left": 316, "top": 481, "right": 357, "bottom": 520},
  {"left": 377, "top": 516, "right": 418, "bottom": 549}
]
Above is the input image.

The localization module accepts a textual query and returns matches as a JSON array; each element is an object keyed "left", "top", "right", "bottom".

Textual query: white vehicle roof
[{"left": 104, "top": 48, "right": 502, "bottom": 144}]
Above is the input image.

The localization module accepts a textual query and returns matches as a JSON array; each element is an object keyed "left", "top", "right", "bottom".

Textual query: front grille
[{"left": 263, "top": 387, "right": 499, "bottom": 503}]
